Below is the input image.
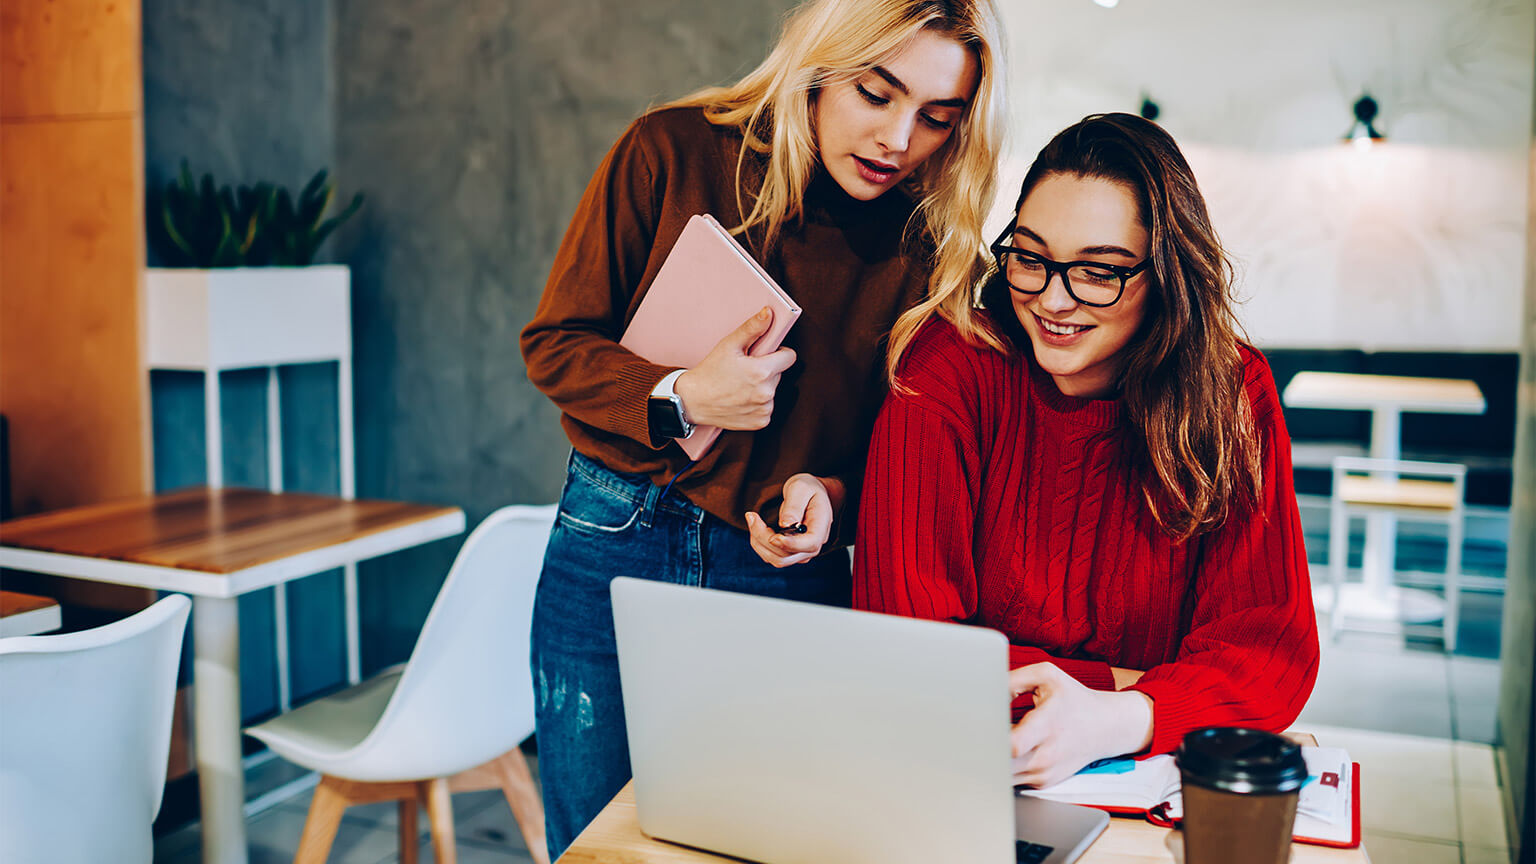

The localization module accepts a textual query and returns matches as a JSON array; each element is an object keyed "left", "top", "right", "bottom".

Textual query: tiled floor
[
  {"left": 1304, "top": 724, "right": 1512, "bottom": 863},
  {"left": 1298, "top": 601, "right": 1504, "bottom": 743}
]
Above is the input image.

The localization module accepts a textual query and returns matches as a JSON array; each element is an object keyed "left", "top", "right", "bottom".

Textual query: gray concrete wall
[
  {"left": 143, "top": 0, "right": 343, "bottom": 718},
  {"left": 333, "top": 0, "right": 799, "bottom": 668},
  {"left": 144, "top": 0, "right": 335, "bottom": 202}
]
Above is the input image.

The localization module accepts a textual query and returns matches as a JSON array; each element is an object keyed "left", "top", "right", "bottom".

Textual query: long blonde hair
[{"left": 668, "top": 0, "right": 1005, "bottom": 312}]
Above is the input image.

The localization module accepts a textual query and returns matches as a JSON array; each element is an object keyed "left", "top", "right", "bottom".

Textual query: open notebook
[{"left": 1016, "top": 746, "right": 1361, "bottom": 849}]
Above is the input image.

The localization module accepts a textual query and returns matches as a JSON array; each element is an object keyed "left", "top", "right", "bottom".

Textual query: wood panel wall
[{"left": 1, "top": 0, "right": 152, "bottom": 606}]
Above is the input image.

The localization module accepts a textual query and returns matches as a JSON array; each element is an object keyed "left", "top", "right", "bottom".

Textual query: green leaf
[
  {"left": 309, "top": 193, "right": 365, "bottom": 254},
  {"left": 211, "top": 232, "right": 240, "bottom": 267},
  {"left": 210, "top": 206, "right": 239, "bottom": 267},
  {"left": 218, "top": 186, "right": 237, "bottom": 223},
  {"left": 299, "top": 169, "right": 328, "bottom": 209},
  {"left": 161, "top": 205, "right": 196, "bottom": 263},
  {"left": 239, "top": 208, "right": 261, "bottom": 257},
  {"left": 274, "top": 188, "right": 295, "bottom": 226},
  {"left": 300, "top": 183, "right": 334, "bottom": 231}
]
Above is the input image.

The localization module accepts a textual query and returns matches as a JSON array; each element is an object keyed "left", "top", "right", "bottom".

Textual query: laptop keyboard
[{"left": 1015, "top": 840, "right": 1056, "bottom": 863}]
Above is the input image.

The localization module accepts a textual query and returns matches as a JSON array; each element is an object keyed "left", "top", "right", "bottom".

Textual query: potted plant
[{"left": 143, "top": 162, "right": 364, "bottom": 370}]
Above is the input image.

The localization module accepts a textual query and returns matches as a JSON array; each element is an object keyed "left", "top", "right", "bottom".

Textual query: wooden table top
[
  {"left": 0, "top": 589, "right": 63, "bottom": 637},
  {"left": 561, "top": 782, "right": 1369, "bottom": 864},
  {"left": 0, "top": 487, "right": 461, "bottom": 574},
  {"left": 1282, "top": 371, "right": 1485, "bottom": 414},
  {"left": 0, "top": 590, "right": 59, "bottom": 618}
]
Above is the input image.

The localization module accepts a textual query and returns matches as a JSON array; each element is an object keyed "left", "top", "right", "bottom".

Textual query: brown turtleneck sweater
[{"left": 520, "top": 106, "right": 930, "bottom": 543}]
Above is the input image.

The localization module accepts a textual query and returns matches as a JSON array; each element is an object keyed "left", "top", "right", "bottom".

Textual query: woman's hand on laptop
[
  {"left": 1007, "top": 662, "right": 1154, "bottom": 789},
  {"left": 745, "top": 474, "right": 843, "bottom": 567}
]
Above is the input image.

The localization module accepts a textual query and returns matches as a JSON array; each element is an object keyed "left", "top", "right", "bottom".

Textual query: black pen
[{"left": 778, "top": 522, "right": 809, "bottom": 535}]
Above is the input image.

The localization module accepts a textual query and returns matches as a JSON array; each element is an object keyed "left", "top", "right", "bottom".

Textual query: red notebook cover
[{"left": 1109, "top": 762, "right": 1362, "bottom": 849}]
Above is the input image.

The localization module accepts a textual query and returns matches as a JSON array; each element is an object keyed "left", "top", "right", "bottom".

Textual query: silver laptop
[{"left": 611, "top": 577, "right": 1109, "bottom": 864}]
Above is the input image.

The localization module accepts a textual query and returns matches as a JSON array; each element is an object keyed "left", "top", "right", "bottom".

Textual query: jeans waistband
[{"left": 567, "top": 449, "right": 702, "bottom": 522}]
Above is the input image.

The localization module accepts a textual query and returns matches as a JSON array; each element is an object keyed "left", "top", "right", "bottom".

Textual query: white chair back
[
  {"left": 0, "top": 593, "right": 190, "bottom": 864},
  {"left": 346, "top": 504, "right": 555, "bottom": 779}
]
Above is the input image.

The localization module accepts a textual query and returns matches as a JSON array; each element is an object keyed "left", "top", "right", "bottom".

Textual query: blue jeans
[{"left": 530, "top": 450, "right": 851, "bottom": 859}]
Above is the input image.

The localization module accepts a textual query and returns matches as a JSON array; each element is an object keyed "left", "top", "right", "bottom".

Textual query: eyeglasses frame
[{"left": 989, "top": 225, "right": 1151, "bottom": 308}]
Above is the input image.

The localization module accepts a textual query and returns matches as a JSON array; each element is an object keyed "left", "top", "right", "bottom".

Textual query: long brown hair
[
  {"left": 667, "top": 0, "right": 1006, "bottom": 310},
  {"left": 975, "top": 113, "right": 1261, "bottom": 540}
]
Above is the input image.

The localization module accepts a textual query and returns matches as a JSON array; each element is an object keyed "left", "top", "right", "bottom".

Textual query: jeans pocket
[{"left": 556, "top": 455, "right": 643, "bottom": 536}]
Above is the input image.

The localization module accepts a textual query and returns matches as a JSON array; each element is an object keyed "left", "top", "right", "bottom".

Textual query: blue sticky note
[{"left": 1078, "top": 758, "right": 1136, "bottom": 776}]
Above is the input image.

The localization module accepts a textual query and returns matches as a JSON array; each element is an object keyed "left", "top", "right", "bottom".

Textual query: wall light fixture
[{"left": 1345, "top": 93, "right": 1385, "bottom": 150}]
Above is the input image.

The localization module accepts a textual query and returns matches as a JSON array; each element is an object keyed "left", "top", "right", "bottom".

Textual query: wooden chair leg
[
  {"left": 294, "top": 775, "right": 349, "bottom": 864},
  {"left": 493, "top": 748, "right": 550, "bottom": 864},
  {"left": 399, "top": 794, "right": 420, "bottom": 864},
  {"left": 422, "top": 777, "right": 457, "bottom": 864}
]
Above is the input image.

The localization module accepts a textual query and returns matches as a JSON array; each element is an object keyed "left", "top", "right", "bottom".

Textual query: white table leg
[
  {"left": 267, "top": 367, "right": 293, "bottom": 713},
  {"left": 1360, "top": 408, "right": 1401, "bottom": 596},
  {"left": 344, "top": 562, "right": 361, "bottom": 684},
  {"left": 339, "top": 356, "right": 361, "bottom": 685},
  {"left": 193, "top": 595, "right": 249, "bottom": 864}
]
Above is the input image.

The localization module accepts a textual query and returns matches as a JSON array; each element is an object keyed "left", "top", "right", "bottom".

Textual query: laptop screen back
[{"left": 611, "top": 577, "right": 1015, "bottom": 864}]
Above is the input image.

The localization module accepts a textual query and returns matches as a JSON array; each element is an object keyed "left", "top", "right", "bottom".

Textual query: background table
[
  {"left": 561, "top": 781, "right": 1371, "bottom": 864},
  {"left": 1281, "top": 371, "right": 1485, "bottom": 627},
  {"left": 0, "top": 590, "right": 61, "bottom": 637},
  {"left": 0, "top": 487, "right": 465, "bottom": 864}
]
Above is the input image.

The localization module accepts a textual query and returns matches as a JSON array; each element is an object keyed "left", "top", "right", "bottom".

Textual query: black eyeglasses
[{"left": 989, "top": 225, "right": 1150, "bottom": 308}]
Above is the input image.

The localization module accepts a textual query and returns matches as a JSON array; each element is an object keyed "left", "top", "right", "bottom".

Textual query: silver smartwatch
[{"left": 648, "top": 370, "right": 694, "bottom": 441}]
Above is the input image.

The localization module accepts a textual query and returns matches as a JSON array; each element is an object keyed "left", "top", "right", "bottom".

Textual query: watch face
[{"left": 649, "top": 396, "right": 688, "bottom": 439}]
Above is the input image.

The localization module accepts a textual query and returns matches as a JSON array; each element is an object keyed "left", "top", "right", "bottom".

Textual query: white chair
[
  {"left": 0, "top": 593, "right": 191, "bottom": 864},
  {"left": 1328, "top": 457, "right": 1466, "bottom": 650},
  {"left": 248, "top": 505, "right": 555, "bottom": 864}
]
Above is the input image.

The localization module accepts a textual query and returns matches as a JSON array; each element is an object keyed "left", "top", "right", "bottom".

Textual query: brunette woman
[{"left": 855, "top": 112, "right": 1319, "bottom": 789}]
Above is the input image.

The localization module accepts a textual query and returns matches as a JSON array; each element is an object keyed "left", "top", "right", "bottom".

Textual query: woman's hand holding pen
[
  {"left": 1007, "top": 662, "right": 1154, "bottom": 789},
  {"left": 745, "top": 474, "right": 844, "bottom": 568},
  {"left": 675, "top": 307, "right": 796, "bottom": 431}
]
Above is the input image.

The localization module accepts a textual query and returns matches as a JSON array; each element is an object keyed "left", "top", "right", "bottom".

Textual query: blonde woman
[{"left": 519, "top": 0, "right": 1006, "bottom": 854}]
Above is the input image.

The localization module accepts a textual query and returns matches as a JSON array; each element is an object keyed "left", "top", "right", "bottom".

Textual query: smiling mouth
[{"left": 1034, "top": 314, "right": 1093, "bottom": 336}]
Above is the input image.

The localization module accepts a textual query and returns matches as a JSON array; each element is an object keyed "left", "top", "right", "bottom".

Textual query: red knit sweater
[{"left": 853, "top": 320, "right": 1319, "bottom": 755}]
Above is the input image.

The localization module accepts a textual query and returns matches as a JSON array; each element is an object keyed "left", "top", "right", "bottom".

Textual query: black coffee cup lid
[{"left": 1176, "top": 727, "right": 1307, "bottom": 794}]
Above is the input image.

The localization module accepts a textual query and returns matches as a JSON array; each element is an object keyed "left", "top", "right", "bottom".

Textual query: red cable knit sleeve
[
  {"left": 854, "top": 324, "right": 1116, "bottom": 698},
  {"left": 1128, "top": 351, "right": 1321, "bottom": 754}
]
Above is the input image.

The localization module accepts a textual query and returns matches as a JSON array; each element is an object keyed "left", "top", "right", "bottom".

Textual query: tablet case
[{"left": 619, "top": 213, "right": 802, "bottom": 460}]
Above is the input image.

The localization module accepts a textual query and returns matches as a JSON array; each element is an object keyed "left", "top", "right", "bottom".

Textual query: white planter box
[
  {"left": 144, "top": 265, "right": 351, "bottom": 370},
  {"left": 140, "top": 264, "right": 361, "bottom": 716}
]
